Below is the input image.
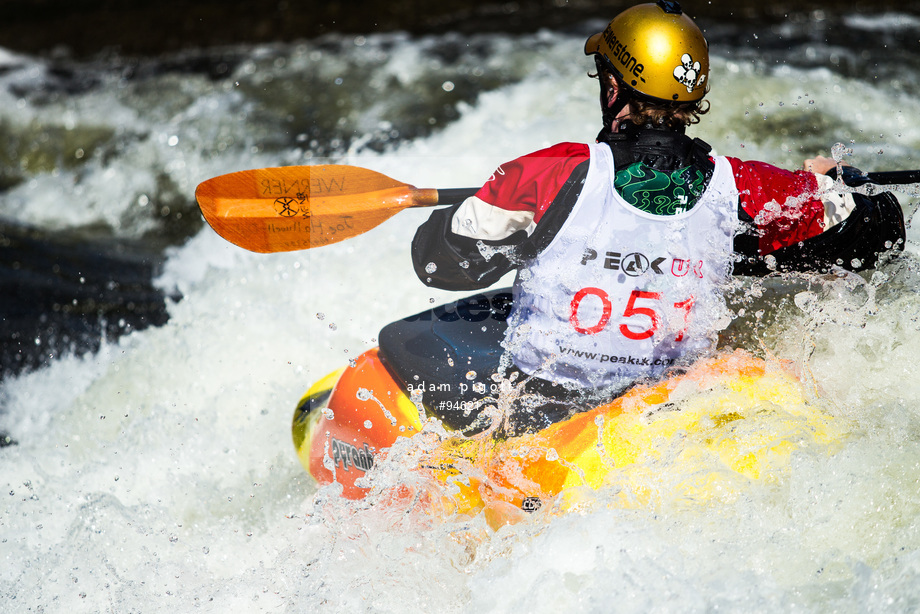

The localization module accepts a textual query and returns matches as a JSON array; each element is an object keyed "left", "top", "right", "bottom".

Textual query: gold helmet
[{"left": 584, "top": 0, "right": 709, "bottom": 103}]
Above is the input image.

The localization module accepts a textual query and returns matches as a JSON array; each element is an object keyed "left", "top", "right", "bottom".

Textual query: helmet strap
[{"left": 595, "top": 56, "right": 631, "bottom": 131}]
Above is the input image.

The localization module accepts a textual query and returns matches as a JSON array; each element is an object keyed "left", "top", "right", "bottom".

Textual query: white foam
[{"left": 844, "top": 13, "right": 920, "bottom": 31}]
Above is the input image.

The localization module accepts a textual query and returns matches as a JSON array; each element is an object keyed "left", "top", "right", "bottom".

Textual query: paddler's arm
[
  {"left": 411, "top": 143, "right": 590, "bottom": 290},
  {"left": 730, "top": 155, "right": 905, "bottom": 275},
  {"left": 411, "top": 199, "right": 527, "bottom": 290}
]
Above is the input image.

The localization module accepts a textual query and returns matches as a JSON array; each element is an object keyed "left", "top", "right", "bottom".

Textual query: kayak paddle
[
  {"left": 195, "top": 164, "right": 919, "bottom": 254},
  {"left": 194, "top": 165, "right": 477, "bottom": 253}
]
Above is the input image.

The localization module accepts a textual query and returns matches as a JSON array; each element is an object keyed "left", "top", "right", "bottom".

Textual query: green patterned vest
[{"left": 614, "top": 162, "right": 709, "bottom": 216}]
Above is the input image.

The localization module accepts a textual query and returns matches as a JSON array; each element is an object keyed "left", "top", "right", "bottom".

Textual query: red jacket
[{"left": 412, "top": 141, "right": 903, "bottom": 291}]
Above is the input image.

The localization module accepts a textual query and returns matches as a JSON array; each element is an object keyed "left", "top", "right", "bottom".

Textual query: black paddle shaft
[
  {"left": 867, "top": 170, "right": 920, "bottom": 185},
  {"left": 436, "top": 187, "right": 479, "bottom": 205}
]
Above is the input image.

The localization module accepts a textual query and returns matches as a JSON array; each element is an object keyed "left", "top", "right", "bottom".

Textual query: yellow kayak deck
[{"left": 295, "top": 349, "right": 847, "bottom": 525}]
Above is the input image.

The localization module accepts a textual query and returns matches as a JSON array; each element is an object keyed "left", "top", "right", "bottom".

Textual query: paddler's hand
[{"left": 803, "top": 155, "right": 850, "bottom": 175}]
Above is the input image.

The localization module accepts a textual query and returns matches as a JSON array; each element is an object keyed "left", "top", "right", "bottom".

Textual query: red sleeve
[
  {"left": 475, "top": 143, "right": 591, "bottom": 224},
  {"left": 727, "top": 157, "right": 826, "bottom": 255}
]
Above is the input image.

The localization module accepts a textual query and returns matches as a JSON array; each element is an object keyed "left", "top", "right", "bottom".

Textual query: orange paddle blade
[{"left": 194, "top": 165, "right": 440, "bottom": 253}]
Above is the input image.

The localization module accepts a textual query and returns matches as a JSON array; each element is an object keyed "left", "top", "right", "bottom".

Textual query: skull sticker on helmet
[{"left": 673, "top": 53, "right": 703, "bottom": 93}]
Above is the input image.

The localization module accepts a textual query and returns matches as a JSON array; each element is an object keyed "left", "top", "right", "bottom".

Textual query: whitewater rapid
[{"left": 3, "top": 14, "right": 920, "bottom": 612}]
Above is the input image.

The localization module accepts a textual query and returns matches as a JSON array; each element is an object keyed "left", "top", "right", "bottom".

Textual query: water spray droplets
[
  {"left": 831, "top": 142, "right": 853, "bottom": 162},
  {"left": 764, "top": 254, "right": 777, "bottom": 271},
  {"left": 476, "top": 240, "right": 516, "bottom": 263}
]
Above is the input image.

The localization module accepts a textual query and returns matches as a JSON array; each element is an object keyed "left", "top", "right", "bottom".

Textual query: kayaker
[{"left": 410, "top": 0, "right": 905, "bottom": 434}]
